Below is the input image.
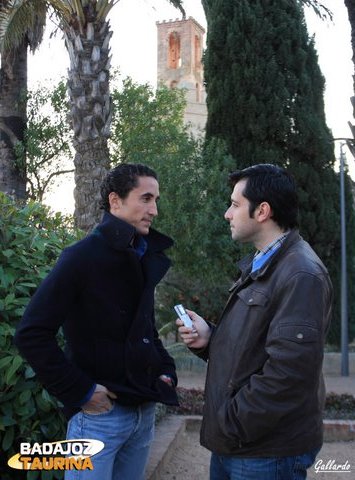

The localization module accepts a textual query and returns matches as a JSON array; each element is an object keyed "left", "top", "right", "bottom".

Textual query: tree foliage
[
  {"left": 111, "top": 78, "right": 237, "bottom": 329},
  {"left": 0, "top": 0, "right": 46, "bottom": 200},
  {"left": 299, "top": 0, "right": 332, "bottom": 20},
  {"left": 111, "top": 77, "right": 189, "bottom": 165},
  {"left": 0, "top": 0, "right": 185, "bottom": 231},
  {"left": 15, "top": 80, "right": 73, "bottom": 202},
  {"left": 0, "top": 193, "right": 82, "bottom": 479},
  {"left": 202, "top": 0, "right": 355, "bottom": 344}
]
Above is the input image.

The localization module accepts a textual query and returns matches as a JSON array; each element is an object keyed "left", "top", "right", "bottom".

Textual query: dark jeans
[{"left": 210, "top": 448, "right": 320, "bottom": 480}]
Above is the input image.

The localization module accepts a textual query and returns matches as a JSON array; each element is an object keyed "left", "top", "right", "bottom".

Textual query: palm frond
[
  {"left": 71, "top": 0, "right": 85, "bottom": 27},
  {"left": 96, "top": 0, "right": 118, "bottom": 22},
  {"left": 27, "top": 0, "right": 47, "bottom": 52},
  {"left": 167, "top": 0, "right": 185, "bottom": 19},
  {"left": 47, "top": 0, "right": 78, "bottom": 27},
  {"left": 0, "top": 0, "right": 44, "bottom": 53}
]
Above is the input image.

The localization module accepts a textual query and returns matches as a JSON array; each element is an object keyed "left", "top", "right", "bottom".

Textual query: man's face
[
  {"left": 224, "top": 179, "right": 260, "bottom": 244},
  {"left": 110, "top": 176, "right": 159, "bottom": 235}
]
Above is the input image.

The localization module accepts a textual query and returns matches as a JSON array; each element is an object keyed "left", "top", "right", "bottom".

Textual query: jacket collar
[
  {"left": 237, "top": 229, "right": 301, "bottom": 280},
  {"left": 94, "top": 211, "right": 174, "bottom": 253}
]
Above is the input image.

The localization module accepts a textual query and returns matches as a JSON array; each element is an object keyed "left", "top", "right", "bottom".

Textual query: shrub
[
  {"left": 167, "top": 387, "right": 205, "bottom": 416},
  {"left": 165, "top": 387, "right": 355, "bottom": 420},
  {"left": 325, "top": 393, "right": 355, "bottom": 420},
  {"left": 0, "top": 193, "right": 82, "bottom": 480}
]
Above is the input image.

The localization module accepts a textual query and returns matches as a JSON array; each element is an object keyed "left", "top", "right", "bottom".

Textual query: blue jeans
[
  {"left": 210, "top": 448, "right": 319, "bottom": 480},
  {"left": 64, "top": 401, "right": 156, "bottom": 480}
]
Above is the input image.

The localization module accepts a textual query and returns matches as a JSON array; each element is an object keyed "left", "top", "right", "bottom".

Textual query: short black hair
[
  {"left": 100, "top": 163, "right": 158, "bottom": 211},
  {"left": 229, "top": 164, "right": 299, "bottom": 230}
]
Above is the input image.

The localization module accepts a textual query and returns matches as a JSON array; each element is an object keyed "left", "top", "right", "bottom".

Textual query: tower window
[
  {"left": 168, "top": 32, "right": 181, "bottom": 69},
  {"left": 195, "top": 35, "right": 201, "bottom": 67}
]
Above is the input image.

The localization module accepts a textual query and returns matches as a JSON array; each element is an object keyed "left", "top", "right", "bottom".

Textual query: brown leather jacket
[{"left": 196, "top": 230, "right": 332, "bottom": 457}]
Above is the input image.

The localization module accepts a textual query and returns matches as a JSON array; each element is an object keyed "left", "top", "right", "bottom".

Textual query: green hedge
[{"left": 0, "top": 193, "right": 82, "bottom": 480}]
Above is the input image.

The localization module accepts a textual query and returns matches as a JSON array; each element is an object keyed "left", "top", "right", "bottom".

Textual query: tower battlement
[{"left": 157, "top": 17, "right": 207, "bottom": 136}]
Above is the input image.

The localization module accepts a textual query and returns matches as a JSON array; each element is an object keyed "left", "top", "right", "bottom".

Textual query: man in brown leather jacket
[{"left": 178, "top": 164, "right": 332, "bottom": 480}]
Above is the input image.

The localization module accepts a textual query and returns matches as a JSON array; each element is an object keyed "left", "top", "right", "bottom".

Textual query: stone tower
[{"left": 156, "top": 17, "right": 207, "bottom": 137}]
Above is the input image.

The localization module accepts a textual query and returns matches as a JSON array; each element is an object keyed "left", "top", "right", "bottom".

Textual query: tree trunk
[
  {"left": 73, "top": 137, "right": 109, "bottom": 231},
  {"left": 344, "top": 0, "right": 355, "bottom": 115},
  {"left": 0, "top": 39, "right": 27, "bottom": 200},
  {"left": 65, "top": 17, "right": 112, "bottom": 232}
]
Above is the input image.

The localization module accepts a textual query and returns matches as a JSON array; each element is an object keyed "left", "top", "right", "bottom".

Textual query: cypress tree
[{"left": 202, "top": 0, "right": 355, "bottom": 344}]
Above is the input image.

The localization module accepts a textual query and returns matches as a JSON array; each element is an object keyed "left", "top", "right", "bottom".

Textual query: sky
[{"left": 27, "top": 0, "right": 354, "bottom": 211}]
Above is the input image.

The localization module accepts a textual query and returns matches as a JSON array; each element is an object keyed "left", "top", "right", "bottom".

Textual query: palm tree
[
  {"left": 1, "top": 0, "right": 185, "bottom": 231},
  {"left": 0, "top": 0, "right": 45, "bottom": 200}
]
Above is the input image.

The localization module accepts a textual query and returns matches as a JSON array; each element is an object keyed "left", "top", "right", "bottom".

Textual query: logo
[
  {"left": 8, "top": 439, "right": 104, "bottom": 471},
  {"left": 314, "top": 459, "right": 352, "bottom": 474}
]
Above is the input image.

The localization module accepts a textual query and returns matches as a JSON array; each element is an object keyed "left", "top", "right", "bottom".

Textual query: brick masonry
[{"left": 156, "top": 17, "right": 207, "bottom": 137}]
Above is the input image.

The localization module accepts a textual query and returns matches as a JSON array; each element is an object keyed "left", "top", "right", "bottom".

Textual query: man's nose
[
  {"left": 224, "top": 207, "right": 231, "bottom": 220},
  {"left": 149, "top": 202, "right": 158, "bottom": 217}
]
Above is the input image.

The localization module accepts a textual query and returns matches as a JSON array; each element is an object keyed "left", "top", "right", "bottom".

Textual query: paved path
[
  {"left": 158, "top": 426, "right": 355, "bottom": 480},
  {"left": 324, "top": 374, "right": 355, "bottom": 396},
  {"left": 149, "top": 370, "right": 355, "bottom": 479}
]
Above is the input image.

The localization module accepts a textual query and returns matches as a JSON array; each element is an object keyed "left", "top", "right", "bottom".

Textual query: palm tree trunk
[
  {"left": 73, "top": 137, "right": 109, "bottom": 231},
  {"left": 0, "top": 39, "right": 27, "bottom": 200},
  {"left": 65, "top": 18, "right": 112, "bottom": 232}
]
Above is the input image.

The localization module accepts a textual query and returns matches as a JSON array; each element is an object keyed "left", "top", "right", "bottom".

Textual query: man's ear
[
  {"left": 108, "top": 192, "right": 122, "bottom": 214},
  {"left": 256, "top": 202, "right": 272, "bottom": 223}
]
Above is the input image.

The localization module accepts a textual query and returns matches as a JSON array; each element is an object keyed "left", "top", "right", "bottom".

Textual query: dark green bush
[
  {"left": 325, "top": 393, "right": 355, "bottom": 420},
  {"left": 167, "top": 387, "right": 205, "bottom": 416},
  {"left": 166, "top": 387, "right": 355, "bottom": 420},
  {"left": 0, "top": 193, "right": 82, "bottom": 480}
]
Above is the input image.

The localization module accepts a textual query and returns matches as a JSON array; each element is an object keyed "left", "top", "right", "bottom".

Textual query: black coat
[{"left": 15, "top": 212, "right": 178, "bottom": 417}]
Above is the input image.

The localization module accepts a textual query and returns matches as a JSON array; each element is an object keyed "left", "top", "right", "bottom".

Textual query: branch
[
  {"left": 33, "top": 143, "right": 71, "bottom": 167},
  {"left": 302, "top": 0, "right": 333, "bottom": 21},
  {"left": 41, "top": 169, "right": 74, "bottom": 191}
]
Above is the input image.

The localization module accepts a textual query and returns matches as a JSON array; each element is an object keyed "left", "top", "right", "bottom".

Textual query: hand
[
  {"left": 176, "top": 309, "right": 211, "bottom": 349},
  {"left": 82, "top": 384, "right": 117, "bottom": 414},
  {"left": 159, "top": 374, "right": 174, "bottom": 387}
]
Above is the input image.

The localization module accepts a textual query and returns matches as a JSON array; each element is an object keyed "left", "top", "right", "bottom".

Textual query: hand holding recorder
[{"left": 174, "top": 305, "right": 211, "bottom": 349}]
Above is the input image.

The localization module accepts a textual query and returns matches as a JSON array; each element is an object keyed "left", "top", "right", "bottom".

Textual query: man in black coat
[{"left": 15, "top": 163, "right": 178, "bottom": 480}]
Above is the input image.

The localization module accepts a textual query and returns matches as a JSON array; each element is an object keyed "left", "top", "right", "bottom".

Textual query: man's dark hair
[
  {"left": 229, "top": 164, "right": 299, "bottom": 230},
  {"left": 100, "top": 163, "right": 158, "bottom": 211}
]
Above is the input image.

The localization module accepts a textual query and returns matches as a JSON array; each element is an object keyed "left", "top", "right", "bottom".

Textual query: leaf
[
  {"left": 2, "top": 249, "right": 14, "bottom": 258},
  {"left": 2, "top": 426, "right": 14, "bottom": 451},
  {"left": 24, "top": 365, "right": 36, "bottom": 379},
  {"left": 1, "top": 416, "right": 17, "bottom": 427},
  {"left": 4, "top": 292, "right": 16, "bottom": 307},
  {"left": 41, "top": 389, "right": 52, "bottom": 403},
  {"left": 19, "top": 389, "right": 32, "bottom": 404},
  {"left": 0, "top": 355, "right": 13, "bottom": 370},
  {"left": 5, "top": 355, "right": 23, "bottom": 384},
  {"left": 19, "top": 282, "right": 37, "bottom": 288},
  {"left": 36, "top": 392, "right": 51, "bottom": 412}
]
